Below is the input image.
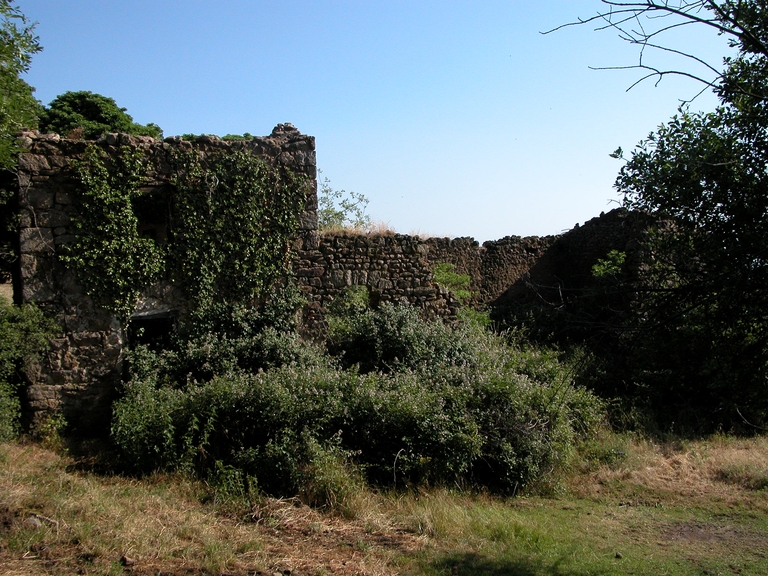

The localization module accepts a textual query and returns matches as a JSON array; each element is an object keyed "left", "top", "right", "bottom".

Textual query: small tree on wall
[
  {"left": 39, "top": 91, "right": 162, "bottom": 140},
  {"left": 317, "top": 173, "right": 370, "bottom": 231}
]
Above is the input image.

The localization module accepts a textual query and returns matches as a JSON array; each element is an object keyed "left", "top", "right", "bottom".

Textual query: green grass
[{"left": 1, "top": 433, "right": 767, "bottom": 575}]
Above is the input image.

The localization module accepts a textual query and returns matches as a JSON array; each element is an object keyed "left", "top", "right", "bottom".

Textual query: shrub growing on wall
[{"left": 39, "top": 91, "right": 162, "bottom": 140}]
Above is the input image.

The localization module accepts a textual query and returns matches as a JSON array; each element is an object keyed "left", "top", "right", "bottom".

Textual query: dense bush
[
  {"left": 327, "top": 301, "right": 475, "bottom": 373},
  {"left": 0, "top": 298, "right": 57, "bottom": 440},
  {"left": 39, "top": 91, "right": 162, "bottom": 139},
  {"left": 112, "top": 301, "right": 603, "bottom": 497}
]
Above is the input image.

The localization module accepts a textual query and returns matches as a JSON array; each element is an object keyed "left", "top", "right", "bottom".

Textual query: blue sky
[{"left": 21, "top": 1, "right": 731, "bottom": 241}]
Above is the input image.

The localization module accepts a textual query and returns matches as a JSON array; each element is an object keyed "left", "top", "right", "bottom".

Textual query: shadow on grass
[{"left": 430, "top": 552, "right": 611, "bottom": 576}]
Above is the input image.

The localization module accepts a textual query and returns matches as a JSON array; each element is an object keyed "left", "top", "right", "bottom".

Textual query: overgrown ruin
[{"left": 11, "top": 124, "right": 642, "bottom": 432}]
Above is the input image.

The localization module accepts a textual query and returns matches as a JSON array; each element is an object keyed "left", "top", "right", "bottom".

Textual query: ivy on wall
[
  {"left": 170, "top": 149, "right": 307, "bottom": 325},
  {"left": 65, "top": 145, "right": 165, "bottom": 322},
  {"left": 64, "top": 144, "right": 308, "bottom": 328}
]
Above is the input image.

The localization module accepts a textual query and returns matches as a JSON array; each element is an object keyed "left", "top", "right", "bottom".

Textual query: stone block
[
  {"left": 22, "top": 278, "right": 55, "bottom": 302},
  {"left": 17, "top": 170, "right": 30, "bottom": 188},
  {"left": 296, "top": 266, "right": 325, "bottom": 278},
  {"left": 18, "top": 153, "right": 51, "bottom": 172},
  {"left": 55, "top": 191, "right": 73, "bottom": 204},
  {"left": 18, "top": 209, "right": 32, "bottom": 228},
  {"left": 20, "top": 227, "right": 54, "bottom": 254},
  {"left": 37, "top": 210, "right": 71, "bottom": 228},
  {"left": 299, "top": 211, "right": 318, "bottom": 230},
  {"left": 19, "top": 187, "right": 55, "bottom": 209},
  {"left": 330, "top": 270, "right": 349, "bottom": 288},
  {"left": 20, "top": 253, "right": 37, "bottom": 279}
]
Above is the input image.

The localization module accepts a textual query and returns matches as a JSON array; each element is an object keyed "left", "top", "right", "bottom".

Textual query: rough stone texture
[
  {"left": 293, "top": 232, "right": 461, "bottom": 333},
  {"left": 491, "top": 208, "right": 653, "bottom": 315},
  {"left": 13, "top": 125, "right": 643, "bottom": 433}
]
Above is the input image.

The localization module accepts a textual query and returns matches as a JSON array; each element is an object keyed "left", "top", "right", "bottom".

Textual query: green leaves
[
  {"left": 0, "top": 297, "right": 57, "bottom": 439},
  {"left": 63, "top": 143, "right": 306, "bottom": 329},
  {"left": 170, "top": 149, "right": 307, "bottom": 324},
  {"left": 606, "top": 3, "right": 768, "bottom": 428},
  {"left": 0, "top": 0, "right": 42, "bottom": 171},
  {"left": 317, "top": 174, "right": 370, "bottom": 231},
  {"left": 39, "top": 91, "right": 162, "bottom": 140},
  {"left": 64, "top": 145, "right": 165, "bottom": 322},
  {"left": 432, "top": 262, "right": 472, "bottom": 303}
]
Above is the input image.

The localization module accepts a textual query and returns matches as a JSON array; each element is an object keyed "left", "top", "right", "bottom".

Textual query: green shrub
[
  {"left": 39, "top": 91, "right": 162, "bottom": 139},
  {"left": 327, "top": 302, "right": 475, "bottom": 373},
  {"left": 432, "top": 262, "right": 472, "bottom": 302},
  {"left": 0, "top": 298, "right": 57, "bottom": 440},
  {"left": 112, "top": 303, "right": 604, "bottom": 496}
]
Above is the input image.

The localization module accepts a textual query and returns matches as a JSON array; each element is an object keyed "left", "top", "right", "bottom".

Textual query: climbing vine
[
  {"left": 169, "top": 148, "right": 307, "bottom": 332},
  {"left": 64, "top": 145, "right": 165, "bottom": 322},
  {"left": 63, "top": 144, "right": 307, "bottom": 329}
]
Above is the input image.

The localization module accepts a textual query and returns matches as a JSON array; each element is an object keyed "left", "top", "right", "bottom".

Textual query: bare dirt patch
[{"left": 663, "top": 521, "right": 768, "bottom": 547}]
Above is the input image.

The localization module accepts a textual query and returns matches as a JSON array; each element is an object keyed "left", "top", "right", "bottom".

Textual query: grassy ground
[{"left": 1, "top": 433, "right": 767, "bottom": 575}]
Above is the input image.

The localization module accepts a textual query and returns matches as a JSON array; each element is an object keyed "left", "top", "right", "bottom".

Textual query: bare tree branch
[{"left": 542, "top": 1, "right": 764, "bottom": 100}]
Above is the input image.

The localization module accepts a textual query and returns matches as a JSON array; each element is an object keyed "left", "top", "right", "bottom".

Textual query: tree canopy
[
  {"left": 0, "top": 0, "right": 41, "bottom": 171},
  {"left": 39, "top": 91, "right": 162, "bottom": 139},
  {"left": 563, "top": 1, "right": 768, "bottom": 430}
]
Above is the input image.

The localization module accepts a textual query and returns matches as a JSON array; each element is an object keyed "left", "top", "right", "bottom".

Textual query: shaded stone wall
[
  {"left": 491, "top": 208, "right": 653, "bottom": 315},
  {"left": 422, "top": 235, "right": 558, "bottom": 304}
]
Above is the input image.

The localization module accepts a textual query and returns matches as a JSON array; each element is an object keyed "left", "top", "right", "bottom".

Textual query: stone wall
[
  {"left": 13, "top": 125, "right": 642, "bottom": 432},
  {"left": 422, "top": 235, "right": 558, "bottom": 304},
  {"left": 15, "top": 124, "right": 317, "bottom": 433},
  {"left": 294, "top": 232, "right": 460, "bottom": 332}
]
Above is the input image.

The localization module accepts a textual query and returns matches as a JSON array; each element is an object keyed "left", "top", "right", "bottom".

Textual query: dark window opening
[
  {"left": 132, "top": 188, "right": 172, "bottom": 246},
  {"left": 128, "top": 311, "right": 177, "bottom": 351}
]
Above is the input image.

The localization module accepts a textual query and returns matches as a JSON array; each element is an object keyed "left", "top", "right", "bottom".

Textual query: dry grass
[
  {"left": 320, "top": 220, "right": 397, "bottom": 237},
  {"left": 0, "top": 442, "right": 423, "bottom": 575},
  {"left": 569, "top": 433, "right": 768, "bottom": 510},
  {"left": 2, "top": 434, "right": 767, "bottom": 575},
  {"left": 0, "top": 284, "right": 12, "bottom": 302}
]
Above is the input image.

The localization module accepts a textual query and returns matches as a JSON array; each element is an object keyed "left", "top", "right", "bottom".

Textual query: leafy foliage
[
  {"left": 39, "top": 91, "right": 162, "bottom": 139},
  {"left": 591, "top": 249, "right": 626, "bottom": 279},
  {"left": 0, "top": 297, "right": 57, "bottom": 440},
  {"left": 0, "top": 0, "right": 41, "bottom": 171},
  {"left": 604, "top": 2, "right": 768, "bottom": 430},
  {"left": 112, "top": 300, "right": 603, "bottom": 496},
  {"left": 63, "top": 145, "right": 165, "bottom": 322},
  {"left": 61, "top": 142, "right": 307, "bottom": 330},
  {"left": 432, "top": 262, "right": 472, "bottom": 302},
  {"left": 327, "top": 301, "right": 475, "bottom": 373},
  {"left": 169, "top": 148, "right": 308, "bottom": 336},
  {"left": 523, "top": 1, "right": 768, "bottom": 432},
  {"left": 220, "top": 133, "right": 254, "bottom": 141},
  {"left": 0, "top": 1, "right": 42, "bottom": 281},
  {"left": 317, "top": 174, "right": 370, "bottom": 230}
]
